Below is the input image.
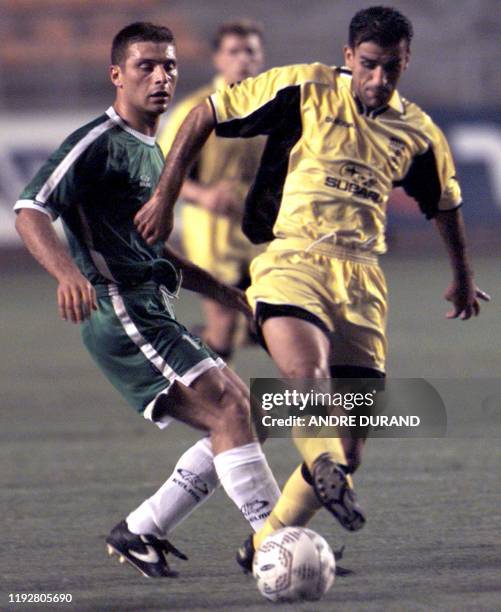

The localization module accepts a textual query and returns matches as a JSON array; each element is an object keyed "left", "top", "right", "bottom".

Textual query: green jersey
[{"left": 15, "top": 106, "right": 180, "bottom": 292}]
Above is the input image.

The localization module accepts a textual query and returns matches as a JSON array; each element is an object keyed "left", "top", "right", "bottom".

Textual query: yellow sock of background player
[{"left": 253, "top": 464, "right": 321, "bottom": 549}]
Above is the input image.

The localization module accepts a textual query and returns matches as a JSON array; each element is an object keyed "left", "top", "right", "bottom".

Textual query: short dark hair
[
  {"left": 212, "top": 19, "right": 264, "bottom": 51},
  {"left": 349, "top": 6, "right": 413, "bottom": 49},
  {"left": 111, "top": 22, "right": 175, "bottom": 66}
]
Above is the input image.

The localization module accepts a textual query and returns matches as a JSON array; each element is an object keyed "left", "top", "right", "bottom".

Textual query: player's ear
[
  {"left": 110, "top": 64, "right": 123, "bottom": 88},
  {"left": 403, "top": 49, "right": 411, "bottom": 71},
  {"left": 343, "top": 45, "right": 354, "bottom": 69}
]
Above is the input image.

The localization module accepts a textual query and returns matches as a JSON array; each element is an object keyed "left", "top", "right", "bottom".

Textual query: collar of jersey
[
  {"left": 337, "top": 67, "right": 404, "bottom": 118},
  {"left": 106, "top": 106, "right": 157, "bottom": 146}
]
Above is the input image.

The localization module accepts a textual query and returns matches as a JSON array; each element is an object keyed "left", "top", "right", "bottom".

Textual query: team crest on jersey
[
  {"left": 139, "top": 174, "right": 152, "bottom": 188},
  {"left": 388, "top": 137, "right": 406, "bottom": 171},
  {"left": 340, "top": 162, "right": 377, "bottom": 189},
  {"left": 325, "top": 161, "right": 382, "bottom": 203}
]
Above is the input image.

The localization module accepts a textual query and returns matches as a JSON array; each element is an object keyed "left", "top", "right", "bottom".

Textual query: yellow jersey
[
  {"left": 158, "top": 78, "right": 266, "bottom": 286},
  {"left": 209, "top": 63, "right": 462, "bottom": 254},
  {"left": 158, "top": 77, "right": 265, "bottom": 207}
]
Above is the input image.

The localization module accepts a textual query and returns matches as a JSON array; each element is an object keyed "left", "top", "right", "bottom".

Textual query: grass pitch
[{"left": 1, "top": 255, "right": 500, "bottom": 611}]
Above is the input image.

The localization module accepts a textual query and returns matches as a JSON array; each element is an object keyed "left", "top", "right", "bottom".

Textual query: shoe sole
[
  {"left": 106, "top": 543, "right": 153, "bottom": 579},
  {"left": 313, "top": 459, "right": 366, "bottom": 532}
]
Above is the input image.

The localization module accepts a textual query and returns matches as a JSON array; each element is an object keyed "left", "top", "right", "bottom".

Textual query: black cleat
[
  {"left": 236, "top": 534, "right": 255, "bottom": 574},
  {"left": 105, "top": 520, "right": 187, "bottom": 578},
  {"left": 312, "top": 454, "right": 366, "bottom": 532}
]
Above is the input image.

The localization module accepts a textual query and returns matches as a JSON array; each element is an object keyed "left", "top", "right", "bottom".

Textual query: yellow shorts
[
  {"left": 181, "top": 204, "right": 263, "bottom": 287},
  {"left": 246, "top": 238, "right": 388, "bottom": 372}
]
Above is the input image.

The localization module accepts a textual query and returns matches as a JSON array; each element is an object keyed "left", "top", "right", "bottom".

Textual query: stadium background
[{"left": 1, "top": 1, "right": 500, "bottom": 610}]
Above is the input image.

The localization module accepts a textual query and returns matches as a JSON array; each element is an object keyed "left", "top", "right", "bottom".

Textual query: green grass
[{"left": 1, "top": 256, "right": 500, "bottom": 611}]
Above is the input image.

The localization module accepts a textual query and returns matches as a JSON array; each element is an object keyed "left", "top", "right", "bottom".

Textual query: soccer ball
[{"left": 253, "top": 527, "right": 336, "bottom": 603}]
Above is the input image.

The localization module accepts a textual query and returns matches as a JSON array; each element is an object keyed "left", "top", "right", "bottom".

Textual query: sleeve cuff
[
  {"left": 14, "top": 199, "right": 57, "bottom": 221},
  {"left": 208, "top": 94, "right": 221, "bottom": 124},
  {"left": 428, "top": 200, "right": 463, "bottom": 220}
]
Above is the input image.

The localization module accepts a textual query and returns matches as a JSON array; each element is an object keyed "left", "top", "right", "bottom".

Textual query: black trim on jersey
[
  {"left": 370, "top": 105, "right": 389, "bottom": 118},
  {"left": 207, "top": 95, "right": 217, "bottom": 124},
  {"left": 354, "top": 95, "right": 389, "bottom": 119},
  {"left": 394, "top": 146, "right": 443, "bottom": 219},
  {"left": 215, "top": 85, "right": 302, "bottom": 244},
  {"left": 354, "top": 96, "right": 365, "bottom": 115},
  {"left": 254, "top": 302, "right": 330, "bottom": 351}
]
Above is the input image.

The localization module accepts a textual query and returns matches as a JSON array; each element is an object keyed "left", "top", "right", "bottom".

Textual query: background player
[
  {"left": 14, "top": 21, "right": 280, "bottom": 578},
  {"left": 158, "top": 20, "right": 266, "bottom": 361},
  {"left": 133, "top": 5, "right": 490, "bottom": 569}
]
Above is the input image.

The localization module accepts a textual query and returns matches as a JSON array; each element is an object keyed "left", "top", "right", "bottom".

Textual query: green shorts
[{"left": 81, "top": 283, "right": 224, "bottom": 428}]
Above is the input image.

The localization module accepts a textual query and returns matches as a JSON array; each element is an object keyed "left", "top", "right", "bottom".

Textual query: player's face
[
  {"left": 214, "top": 34, "right": 264, "bottom": 84},
  {"left": 344, "top": 40, "right": 409, "bottom": 110},
  {"left": 111, "top": 41, "right": 178, "bottom": 116}
]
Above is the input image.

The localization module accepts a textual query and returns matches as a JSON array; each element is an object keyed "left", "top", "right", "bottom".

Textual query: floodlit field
[{"left": 1, "top": 256, "right": 500, "bottom": 611}]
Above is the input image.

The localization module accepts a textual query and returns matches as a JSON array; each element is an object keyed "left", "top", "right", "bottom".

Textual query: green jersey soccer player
[{"left": 15, "top": 22, "right": 280, "bottom": 579}]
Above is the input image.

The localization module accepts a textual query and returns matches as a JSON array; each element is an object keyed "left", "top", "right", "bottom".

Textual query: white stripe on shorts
[
  {"left": 110, "top": 289, "right": 225, "bottom": 429},
  {"left": 143, "top": 356, "right": 225, "bottom": 429},
  {"left": 110, "top": 292, "right": 178, "bottom": 381}
]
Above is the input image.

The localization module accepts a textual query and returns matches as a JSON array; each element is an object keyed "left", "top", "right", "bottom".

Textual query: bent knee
[
  {"left": 282, "top": 360, "right": 329, "bottom": 379},
  {"left": 215, "top": 385, "right": 251, "bottom": 431}
]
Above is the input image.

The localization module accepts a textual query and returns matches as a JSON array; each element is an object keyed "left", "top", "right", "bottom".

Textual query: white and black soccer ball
[{"left": 252, "top": 527, "right": 336, "bottom": 603}]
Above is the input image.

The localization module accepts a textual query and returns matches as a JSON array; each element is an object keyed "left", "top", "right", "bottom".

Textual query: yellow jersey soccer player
[
  {"left": 134, "top": 7, "right": 490, "bottom": 568},
  {"left": 158, "top": 21, "right": 266, "bottom": 360}
]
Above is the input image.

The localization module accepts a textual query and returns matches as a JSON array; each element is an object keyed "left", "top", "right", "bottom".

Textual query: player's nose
[
  {"left": 153, "top": 65, "right": 168, "bottom": 84},
  {"left": 371, "top": 66, "right": 388, "bottom": 87}
]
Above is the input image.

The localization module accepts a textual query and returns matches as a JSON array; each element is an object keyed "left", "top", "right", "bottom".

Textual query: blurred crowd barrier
[
  {"left": 1, "top": 109, "right": 500, "bottom": 247},
  {"left": 1, "top": 0, "right": 499, "bottom": 108}
]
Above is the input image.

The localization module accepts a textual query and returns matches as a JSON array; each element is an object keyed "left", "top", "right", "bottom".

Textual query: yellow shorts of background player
[
  {"left": 246, "top": 237, "right": 388, "bottom": 373},
  {"left": 181, "top": 204, "right": 264, "bottom": 288}
]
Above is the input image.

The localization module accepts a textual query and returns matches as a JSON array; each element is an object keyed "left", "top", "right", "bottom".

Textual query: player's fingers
[
  {"left": 63, "top": 288, "right": 76, "bottom": 323},
  {"left": 472, "top": 299, "right": 480, "bottom": 316},
  {"left": 145, "top": 230, "right": 159, "bottom": 245},
  {"left": 460, "top": 304, "right": 473, "bottom": 321},
  {"left": 139, "top": 220, "right": 155, "bottom": 242},
  {"left": 445, "top": 305, "right": 460, "bottom": 319},
  {"left": 70, "top": 286, "right": 84, "bottom": 323},
  {"left": 82, "top": 284, "right": 96, "bottom": 319},
  {"left": 476, "top": 289, "right": 491, "bottom": 302},
  {"left": 134, "top": 204, "right": 149, "bottom": 226},
  {"left": 89, "top": 284, "right": 98, "bottom": 311},
  {"left": 57, "top": 287, "right": 69, "bottom": 321}
]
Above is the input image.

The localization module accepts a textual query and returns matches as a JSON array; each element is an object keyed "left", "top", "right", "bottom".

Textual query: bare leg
[
  {"left": 201, "top": 298, "right": 240, "bottom": 356},
  {"left": 262, "top": 316, "right": 330, "bottom": 378}
]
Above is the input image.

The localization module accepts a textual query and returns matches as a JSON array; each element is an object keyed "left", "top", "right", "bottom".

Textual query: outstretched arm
[
  {"left": 135, "top": 102, "right": 216, "bottom": 244},
  {"left": 15, "top": 209, "right": 97, "bottom": 323},
  {"left": 163, "top": 243, "right": 251, "bottom": 319},
  {"left": 434, "top": 208, "right": 490, "bottom": 320}
]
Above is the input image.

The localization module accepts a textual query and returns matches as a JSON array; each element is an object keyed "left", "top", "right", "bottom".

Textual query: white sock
[
  {"left": 213, "top": 442, "right": 281, "bottom": 532},
  {"left": 127, "top": 437, "right": 218, "bottom": 537}
]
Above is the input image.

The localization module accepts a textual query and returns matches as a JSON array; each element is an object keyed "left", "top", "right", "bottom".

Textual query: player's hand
[
  {"left": 57, "top": 270, "right": 97, "bottom": 323},
  {"left": 199, "top": 181, "right": 240, "bottom": 216},
  {"left": 444, "top": 278, "right": 490, "bottom": 320},
  {"left": 134, "top": 192, "right": 174, "bottom": 245}
]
